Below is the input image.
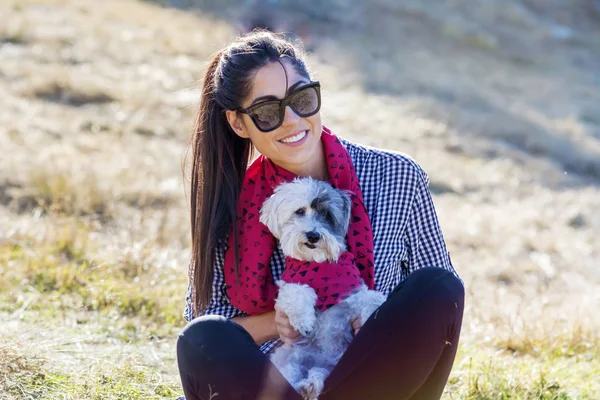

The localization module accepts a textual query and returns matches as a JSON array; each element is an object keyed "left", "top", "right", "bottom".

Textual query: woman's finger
[
  {"left": 275, "top": 307, "right": 302, "bottom": 343},
  {"left": 274, "top": 305, "right": 287, "bottom": 317},
  {"left": 280, "top": 327, "right": 299, "bottom": 343},
  {"left": 282, "top": 335, "right": 298, "bottom": 345},
  {"left": 351, "top": 318, "right": 362, "bottom": 336},
  {"left": 274, "top": 308, "right": 289, "bottom": 322},
  {"left": 274, "top": 313, "right": 289, "bottom": 326},
  {"left": 281, "top": 324, "right": 300, "bottom": 338}
]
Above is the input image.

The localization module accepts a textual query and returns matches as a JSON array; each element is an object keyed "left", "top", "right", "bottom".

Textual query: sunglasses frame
[{"left": 235, "top": 81, "right": 321, "bottom": 133}]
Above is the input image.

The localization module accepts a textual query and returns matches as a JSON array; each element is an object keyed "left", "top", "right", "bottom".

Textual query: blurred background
[{"left": 0, "top": 0, "right": 599, "bottom": 398}]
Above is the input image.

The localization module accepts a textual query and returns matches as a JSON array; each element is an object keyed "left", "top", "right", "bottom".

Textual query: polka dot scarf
[{"left": 223, "top": 126, "right": 375, "bottom": 315}]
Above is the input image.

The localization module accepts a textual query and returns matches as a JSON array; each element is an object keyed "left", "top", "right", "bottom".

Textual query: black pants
[{"left": 177, "top": 267, "right": 465, "bottom": 400}]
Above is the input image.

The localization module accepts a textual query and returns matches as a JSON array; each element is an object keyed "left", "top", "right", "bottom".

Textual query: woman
[{"left": 177, "top": 30, "right": 465, "bottom": 400}]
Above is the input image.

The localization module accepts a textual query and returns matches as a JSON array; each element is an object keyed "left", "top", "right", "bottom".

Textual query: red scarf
[{"left": 223, "top": 126, "right": 374, "bottom": 315}]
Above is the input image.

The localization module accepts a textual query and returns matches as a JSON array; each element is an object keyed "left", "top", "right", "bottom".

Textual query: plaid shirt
[{"left": 183, "top": 137, "right": 460, "bottom": 354}]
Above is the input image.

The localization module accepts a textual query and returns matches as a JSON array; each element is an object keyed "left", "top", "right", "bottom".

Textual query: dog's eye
[
  {"left": 320, "top": 210, "right": 333, "bottom": 224},
  {"left": 295, "top": 208, "right": 306, "bottom": 216}
]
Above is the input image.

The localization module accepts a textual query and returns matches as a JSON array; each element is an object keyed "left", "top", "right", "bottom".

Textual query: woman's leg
[
  {"left": 320, "top": 267, "right": 465, "bottom": 400},
  {"left": 176, "top": 315, "right": 302, "bottom": 400}
]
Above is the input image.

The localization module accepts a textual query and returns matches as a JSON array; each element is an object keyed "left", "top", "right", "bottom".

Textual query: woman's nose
[{"left": 281, "top": 105, "right": 301, "bottom": 126}]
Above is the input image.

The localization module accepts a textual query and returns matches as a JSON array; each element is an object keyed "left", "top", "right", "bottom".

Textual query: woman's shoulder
[{"left": 339, "top": 136, "right": 429, "bottom": 185}]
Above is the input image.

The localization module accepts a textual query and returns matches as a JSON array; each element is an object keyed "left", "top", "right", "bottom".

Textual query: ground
[{"left": 0, "top": 0, "right": 599, "bottom": 398}]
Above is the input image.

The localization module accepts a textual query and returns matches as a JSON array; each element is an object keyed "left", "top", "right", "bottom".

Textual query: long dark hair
[{"left": 187, "top": 30, "right": 311, "bottom": 316}]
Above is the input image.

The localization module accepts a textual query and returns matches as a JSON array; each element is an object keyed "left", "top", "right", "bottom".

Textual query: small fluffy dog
[{"left": 260, "top": 177, "right": 386, "bottom": 400}]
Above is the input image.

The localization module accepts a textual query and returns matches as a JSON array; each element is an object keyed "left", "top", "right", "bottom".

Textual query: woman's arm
[
  {"left": 404, "top": 168, "right": 458, "bottom": 278},
  {"left": 232, "top": 311, "right": 278, "bottom": 345},
  {"left": 183, "top": 243, "right": 299, "bottom": 346},
  {"left": 184, "top": 281, "right": 284, "bottom": 346},
  {"left": 232, "top": 307, "right": 302, "bottom": 346}
]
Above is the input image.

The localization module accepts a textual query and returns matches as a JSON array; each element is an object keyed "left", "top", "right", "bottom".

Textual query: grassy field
[{"left": 1, "top": 0, "right": 599, "bottom": 398}]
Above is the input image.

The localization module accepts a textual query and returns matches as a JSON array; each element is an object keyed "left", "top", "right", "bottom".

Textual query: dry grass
[
  {"left": 494, "top": 324, "right": 599, "bottom": 360},
  {"left": 23, "top": 77, "right": 117, "bottom": 107},
  {"left": 0, "top": 0, "right": 598, "bottom": 399},
  {"left": 0, "top": 343, "right": 49, "bottom": 398},
  {"left": 446, "top": 347, "right": 593, "bottom": 399},
  {"left": 0, "top": 342, "right": 180, "bottom": 399},
  {"left": 26, "top": 165, "right": 111, "bottom": 218},
  {"left": 0, "top": 221, "right": 186, "bottom": 341}
]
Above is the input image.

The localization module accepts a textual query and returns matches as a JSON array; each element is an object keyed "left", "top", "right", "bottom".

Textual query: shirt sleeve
[
  {"left": 183, "top": 240, "right": 245, "bottom": 322},
  {"left": 404, "top": 168, "right": 460, "bottom": 280}
]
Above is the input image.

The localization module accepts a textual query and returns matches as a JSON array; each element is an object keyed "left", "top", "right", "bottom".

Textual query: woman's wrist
[
  {"left": 232, "top": 310, "right": 278, "bottom": 345},
  {"left": 261, "top": 310, "right": 279, "bottom": 342}
]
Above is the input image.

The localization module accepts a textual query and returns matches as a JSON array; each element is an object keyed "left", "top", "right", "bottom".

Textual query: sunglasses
[{"left": 235, "top": 82, "right": 321, "bottom": 132}]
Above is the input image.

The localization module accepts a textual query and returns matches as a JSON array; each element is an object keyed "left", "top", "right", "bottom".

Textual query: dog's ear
[
  {"left": 339, "top": 190, "right": 352, "bottom": 234},
  {"left": 259, "top": 192, "right": 284, "bottom": 238}
]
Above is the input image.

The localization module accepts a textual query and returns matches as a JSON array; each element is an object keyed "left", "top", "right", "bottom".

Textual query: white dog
[{"left": 259, "top": 177, "right": 386, "bottom": 400}]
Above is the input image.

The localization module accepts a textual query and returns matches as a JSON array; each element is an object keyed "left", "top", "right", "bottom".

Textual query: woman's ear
[{"left": 225, "top": 110, "right": 249, "bottom": 138}]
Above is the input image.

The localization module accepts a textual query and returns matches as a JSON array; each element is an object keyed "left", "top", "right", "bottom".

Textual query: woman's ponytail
[
  {"left": 186, "top": 30, "right": 310, "bottom": 316},
  {"left": 188, "top": 51, "right": 252, "bottom": 316}
]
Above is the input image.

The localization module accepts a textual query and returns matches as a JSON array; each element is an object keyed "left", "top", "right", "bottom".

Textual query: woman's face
[{"left": 226, "top": 60, "right": 323, "bottom": 175}]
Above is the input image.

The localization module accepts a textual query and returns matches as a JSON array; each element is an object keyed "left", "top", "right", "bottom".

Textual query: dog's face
[{"left": 259, "top": 177, "right": 352, "bottom": 263}]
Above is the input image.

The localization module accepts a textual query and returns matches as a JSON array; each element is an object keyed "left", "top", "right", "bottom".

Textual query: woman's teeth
[{"left": 280, "top": 131, "right": 307, "bottom": 143}]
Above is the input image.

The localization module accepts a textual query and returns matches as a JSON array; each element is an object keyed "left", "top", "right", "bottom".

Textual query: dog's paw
[
  {"left": 297, "top": 377, "right": 324, "bottom": 400},
  {"left": 290, "top": 312, "right": 316, "bottom": 337},
  {"left": 276, "top": 282, "right": 317, "bottom": 336}
]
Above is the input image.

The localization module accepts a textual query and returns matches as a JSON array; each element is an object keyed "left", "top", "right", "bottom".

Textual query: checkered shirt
[{"left": 183, "top": 137, "right": 460, "bottom": 354}]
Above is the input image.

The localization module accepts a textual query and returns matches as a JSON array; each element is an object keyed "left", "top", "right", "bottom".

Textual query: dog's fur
[{"left": 260, "top": 177, "right": 386, "bottom": 400}]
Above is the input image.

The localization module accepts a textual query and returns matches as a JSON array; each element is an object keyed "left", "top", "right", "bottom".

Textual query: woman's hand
[
  {"left": 274, "top": 305, "right": 301, "bottom": 345},
  {"left": 351, "top": 318, "right": 363, "bottom": 336}
]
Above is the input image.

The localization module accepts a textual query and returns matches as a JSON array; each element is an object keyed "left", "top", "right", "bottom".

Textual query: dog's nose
[{"left": 306, "top": 231, "right": 321, "bottom": 244}]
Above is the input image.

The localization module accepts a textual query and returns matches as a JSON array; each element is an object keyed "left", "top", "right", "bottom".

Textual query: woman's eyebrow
[{"left": 249, "top": 80, "right": 309, "bottom": 106}]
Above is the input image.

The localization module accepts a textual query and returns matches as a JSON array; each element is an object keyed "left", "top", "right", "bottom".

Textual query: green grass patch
[
  {"left": 444, "top": 344, "right": 599, "bottom": 399},
  {"left": 0, "top": 345, "right": 180, "bottom": 399},
  {"left": 0, "top": 343, "right": 57, "bottom": 398},
  {"left": 0, "top": 224, "right": 184, "bottom": 340}
]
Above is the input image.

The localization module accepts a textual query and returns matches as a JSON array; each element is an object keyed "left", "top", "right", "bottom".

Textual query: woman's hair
[{"left": 187, "top": 30, "right": 311, "bottom": 316}]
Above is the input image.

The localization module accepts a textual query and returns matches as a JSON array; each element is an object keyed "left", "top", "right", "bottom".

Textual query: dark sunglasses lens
[
  {"left": 290, "top": 86, "right": 319, "bottom": 116},
  {"left": 249, "top": 103, "right": 281, "bottom": 131}
]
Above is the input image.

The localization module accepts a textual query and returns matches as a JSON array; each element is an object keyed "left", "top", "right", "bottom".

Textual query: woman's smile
[{"left": 278, "top": 129, "right": 309, "bottom": 146}]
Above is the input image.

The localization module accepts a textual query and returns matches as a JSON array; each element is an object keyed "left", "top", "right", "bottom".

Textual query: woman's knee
[
  {"left": 421, "top": 267, "right": 463, "bottom": 299},
  {"left": 180, "top": 314, "right": 228, "bottom": 339},
  {"left": 412, "top": 267, "right": 465, "bottom": 321},
  {"left": 391, "top": 267, "right": 465, "bottom": 310},
  {"left": 177, "top": 315, "right": 250, "bottom": 363}
]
